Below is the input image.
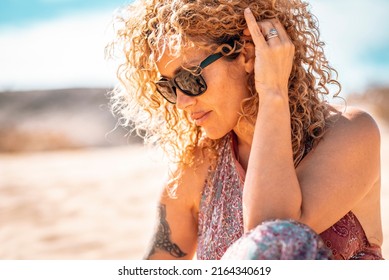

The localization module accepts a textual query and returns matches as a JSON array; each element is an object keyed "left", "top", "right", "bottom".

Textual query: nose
[{"left": 175, "top": 89, "right": 196, "bottom": 110}]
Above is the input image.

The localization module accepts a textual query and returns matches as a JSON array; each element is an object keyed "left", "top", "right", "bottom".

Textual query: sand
[
  {"left": 0, "top": 145, "right": 166, "bottom": 259},
  {"left": 0, "top": 110, "right": 388, "bottom": 259}
]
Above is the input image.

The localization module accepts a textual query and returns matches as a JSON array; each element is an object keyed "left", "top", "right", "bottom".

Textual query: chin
[{"left": 203, "top": 128, "right": 230, "bottom": 140}]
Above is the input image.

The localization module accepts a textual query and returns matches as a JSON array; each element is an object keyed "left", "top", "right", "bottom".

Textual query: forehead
[
  {"left": 155, "top": 52, "right": 182, "bottom": 78},
  {"left": 154, "top": 48, "right": 207, "bottom": 78}
]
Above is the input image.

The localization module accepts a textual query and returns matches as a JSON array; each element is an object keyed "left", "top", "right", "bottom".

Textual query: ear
[{"left": 239, "top": 42, "right": 255, "bottom": 74}]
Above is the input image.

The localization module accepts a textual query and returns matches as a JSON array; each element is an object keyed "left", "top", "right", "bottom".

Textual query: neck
[{"left": 233, "top": 120, "right": 254, "bottom": 171}]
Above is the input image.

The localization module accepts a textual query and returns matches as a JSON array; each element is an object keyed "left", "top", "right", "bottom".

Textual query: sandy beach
[
  {"left": 0, "top": 89, "right": 388, "bottom": 259},
  {"left": 0, "top": 144, "right": 167, "bottom": 259}
]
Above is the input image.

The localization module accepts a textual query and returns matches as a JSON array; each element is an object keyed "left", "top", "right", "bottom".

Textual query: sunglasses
[{"left": 154, "top": 52, "right": 224, "bottom": 104}]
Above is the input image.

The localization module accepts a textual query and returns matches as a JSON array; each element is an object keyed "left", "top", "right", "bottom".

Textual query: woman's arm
[
  {"left": 243, "top": 95, "right": 301, "bottom": 231},
  {"left": 295, "top": 108, "right": 380, "bottom": 233},
  {"left": 242, "top": 9, "right": 380, "bottom": 233},
  {"left": 145, "top": 191, "right": 198, "bottom": 260},
  {"left": 144, "top": 154, "right": 209, "bottom": 259},
  {"left": 243, "top": 9, "right": 300, "bottom": 231}
]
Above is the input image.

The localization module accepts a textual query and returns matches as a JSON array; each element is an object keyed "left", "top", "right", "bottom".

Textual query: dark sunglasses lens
[
  {"left": 156, "top": 81, "right": 177, "bottom": 104},
  {"left": 174, "top": 70, "right": 207, "bottom": 96}
]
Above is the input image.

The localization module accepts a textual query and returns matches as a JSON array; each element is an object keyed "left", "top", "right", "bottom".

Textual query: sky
[
  {"left": 0, "top": 0, "right": 388, "bottom": 95},
  {"left": 0, "top": 0, "right": 127, "bottom": 91}
]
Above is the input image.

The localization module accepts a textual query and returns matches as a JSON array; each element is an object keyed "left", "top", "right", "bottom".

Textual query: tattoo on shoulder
[{"left": 145, "top": 204, "right": 187, "bottom": 259}]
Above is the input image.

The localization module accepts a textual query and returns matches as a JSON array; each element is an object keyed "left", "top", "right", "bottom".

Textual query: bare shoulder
[
  {"left": 324, "top": 105, "right": 380, "bottom": 147},
  {"left": 299, "top": 104, "right": 381, "bottom": 194},
  {"left": 324, "top": 106, "right": 383, "bottom": 244},
  {"left": 296, "top": 104, "right": 382, "bottom": 233},
  {"left": 164, "top": 144, "right": 212, "bottom": 209},
  {"left": 313, "top": 104, "right": 381, "bottom": 187}
]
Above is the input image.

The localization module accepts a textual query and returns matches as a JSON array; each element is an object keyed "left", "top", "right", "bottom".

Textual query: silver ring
[{"left": 265, "top": 28, "right": 278, "bottom": 41}]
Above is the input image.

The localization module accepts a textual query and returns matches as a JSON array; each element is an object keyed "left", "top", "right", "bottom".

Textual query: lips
[{"left": 190, "top": 111, "right": 211, "bottom": 126}]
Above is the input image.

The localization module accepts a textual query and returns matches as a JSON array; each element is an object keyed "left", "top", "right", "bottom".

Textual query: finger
[
  {"left": 259, "top": 21, "right": 281, "bottom": 46},
  {"left": 269, "top": 19, "right": 291, "bottom": 43},
  {"left": 244, "top": 8, "right": 266, "bottom": 47}
]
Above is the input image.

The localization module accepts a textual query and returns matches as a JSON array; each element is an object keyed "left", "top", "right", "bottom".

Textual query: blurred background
[{"left": 0, "top": 0, "right": 388, "bottom": 259}]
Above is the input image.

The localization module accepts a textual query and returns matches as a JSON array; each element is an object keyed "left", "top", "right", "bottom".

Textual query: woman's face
[{"left": 155, "top": 48, "right": 251, "bottom": 139}]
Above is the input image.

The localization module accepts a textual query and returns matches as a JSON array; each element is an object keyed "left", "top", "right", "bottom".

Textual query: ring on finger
[{"left": 265, "top": 28, "right": 278, "bottom": 41}]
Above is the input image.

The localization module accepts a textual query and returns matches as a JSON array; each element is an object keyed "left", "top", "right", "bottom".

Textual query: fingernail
[{"left": 244, "top": 7, "right": 252, "bottom": 14}]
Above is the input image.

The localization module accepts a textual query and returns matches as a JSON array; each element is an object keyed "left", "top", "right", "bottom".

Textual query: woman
[{"left": 108, "top": 0, "right": 383, "bottom": 259}]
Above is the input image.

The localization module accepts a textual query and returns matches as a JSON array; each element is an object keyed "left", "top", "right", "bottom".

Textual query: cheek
[
  {"left": 220, "top": 69, "right": 250, "bottom": 110},
  {"left": 204, "top": 61, "right": 250, "bottom": 117},
  {"left": 210, "top": 80, "right": 248, "bottom": 128},
  {"left": 209, "top": 62, "right": 248, "bottom": 96}
]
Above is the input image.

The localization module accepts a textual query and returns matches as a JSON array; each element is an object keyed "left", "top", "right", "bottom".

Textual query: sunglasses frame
[{"left": 155, "top": 52, "right": 224, "bottom": 104}]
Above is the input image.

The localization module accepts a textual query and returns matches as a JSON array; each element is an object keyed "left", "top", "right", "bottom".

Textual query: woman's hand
[{"left": 243, "top": 8, "right": 295, "bottom": 101}]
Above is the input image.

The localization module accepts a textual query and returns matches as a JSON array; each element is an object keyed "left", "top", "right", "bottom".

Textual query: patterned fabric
[
  {"left": 197, "top": 133, "right": 244, "bottom": 259},
  {"left": 196, "top": 132, "right": 383, "bottom": 260},
  {"left": 320, "top": 212, "right": 383, "bottom": 260},
  {"left": 221, "top": 220, "right": 330, "bottom": 260}
]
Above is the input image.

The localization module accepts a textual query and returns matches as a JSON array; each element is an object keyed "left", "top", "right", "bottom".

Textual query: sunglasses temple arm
[{"left": 199, "top": 52, "right": 224, "bottom": 69}]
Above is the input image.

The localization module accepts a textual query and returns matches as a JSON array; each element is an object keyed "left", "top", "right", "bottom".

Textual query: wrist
[{"left": 258, "top": 89, "right": 289, "bottom": 110}]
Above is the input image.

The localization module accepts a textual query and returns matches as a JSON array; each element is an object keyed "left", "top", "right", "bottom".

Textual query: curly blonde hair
[{"left": 107, "top": 0, "right": 340, "bottom": 169}]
